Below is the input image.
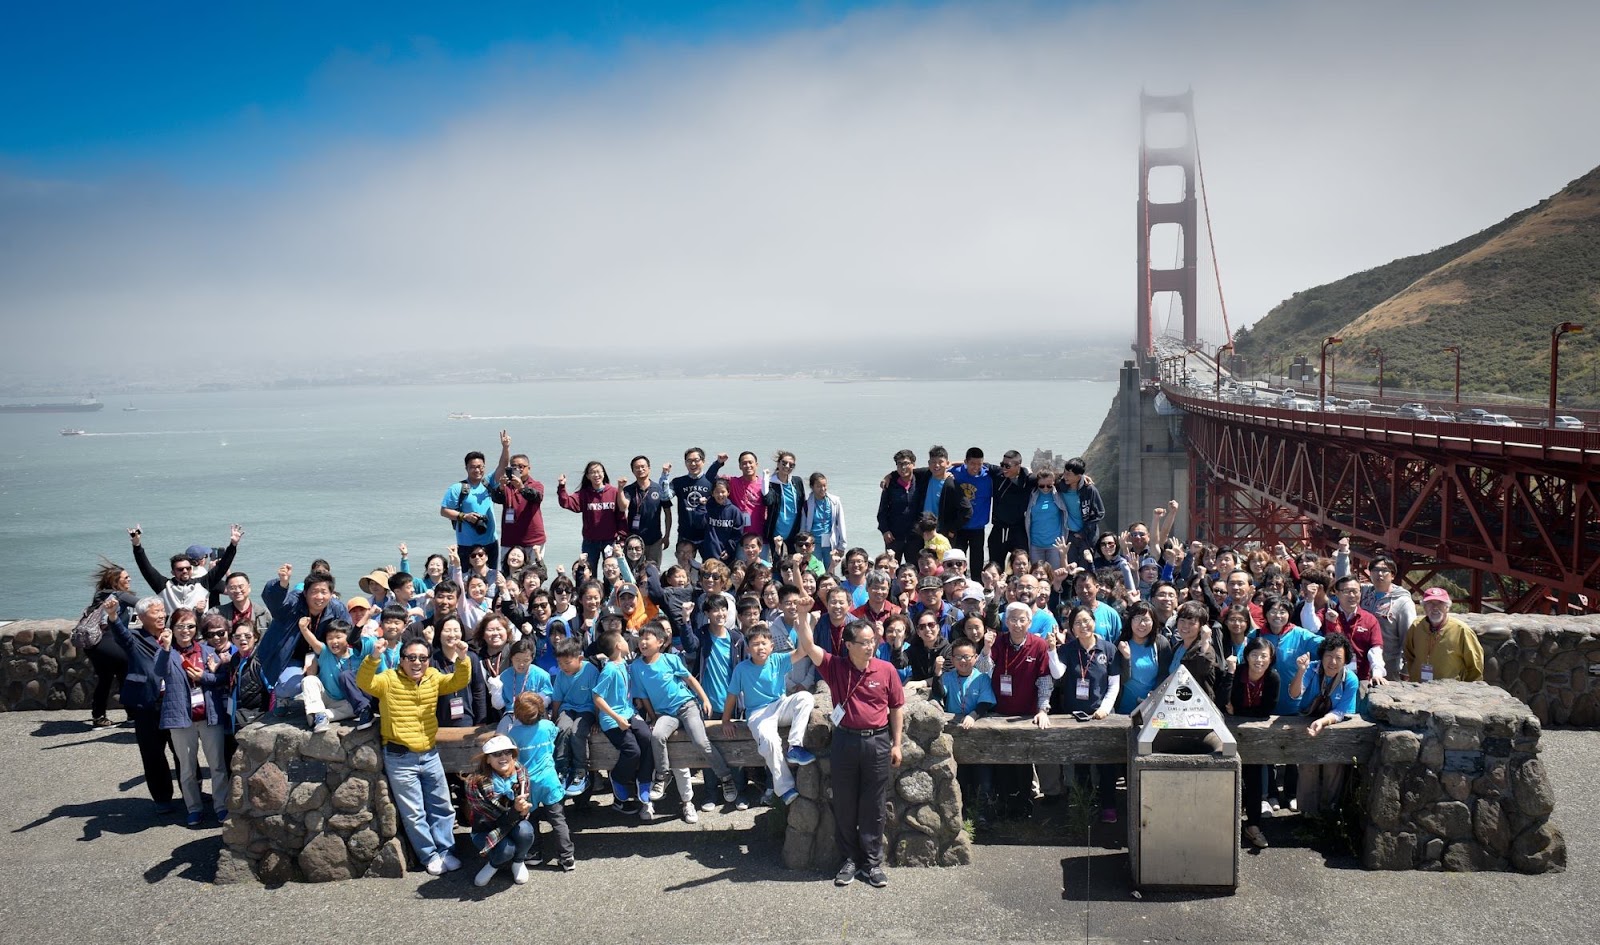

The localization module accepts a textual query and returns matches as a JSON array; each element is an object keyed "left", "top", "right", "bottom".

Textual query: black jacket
[
  {"left": 991, "top": 468, "right": 1036, "bottom": 527},
  {"left": 877, "top": 474, "right": 918, "bottom": 540}
]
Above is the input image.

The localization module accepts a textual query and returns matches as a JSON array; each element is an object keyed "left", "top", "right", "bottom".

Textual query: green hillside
[{"left": 1231, "top": 166, "right": 1600, "bottom": 402}]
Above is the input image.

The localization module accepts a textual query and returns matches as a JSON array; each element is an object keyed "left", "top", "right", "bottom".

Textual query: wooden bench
[
  {"left": 433, "top": 722, "right": 800, "bottom": 774},
  {"left": 949, "top": 714, "right": 1378, "bottom": 765}
]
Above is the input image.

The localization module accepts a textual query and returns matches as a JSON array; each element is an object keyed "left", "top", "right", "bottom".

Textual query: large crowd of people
[{"left": 77, "top": 432, "right": 1485, "bottom": 886}]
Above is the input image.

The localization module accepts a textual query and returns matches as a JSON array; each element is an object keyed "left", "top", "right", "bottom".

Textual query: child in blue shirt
[
  {"left": 499, "top": 692, "right": 575, "bottom": 873},
  {"left": 719, "top": 623, "right": 816, "bottom": 804},
  {"left": 933, "top": 637, "right": 996, "bottom": 821},
  {"left": 590, "top": 630, "right": 654, "bottom": 819},
  {"left": 297, "top": 618, "right": 374, "bottom": 732},
  {"left": 630, "top": 621, "right": 736, "bottom": 822},
  {"left": 494, "top": 639, "right": 554, "bottom": 734},
  {"left": 549, "top": 638, "right": 600, "bottom": 795}
]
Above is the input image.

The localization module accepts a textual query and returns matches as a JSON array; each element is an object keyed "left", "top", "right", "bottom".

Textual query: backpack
[
  {"left": 235, "top": 654, "right": 269, "bottom": 712},
  {"left": 71, "top": 600, "right": 106, "bottom": 649}
]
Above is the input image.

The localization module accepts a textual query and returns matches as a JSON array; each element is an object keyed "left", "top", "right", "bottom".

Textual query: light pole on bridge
[
  {"left": 1370, "top": 346, "right": 1385, "bottom": 401},
  {"left": 1443, "top": 345, "right": 1461, "bottom": 405},
  {"left": 1215, "top": 342, "right": 1233, "bottom": 398},
  {"left": 1320, "top": 336, "right": 1342, "bottom": 408},
  {"left": 1550, "top": 322, "right": 1585, "bottom": 427}
]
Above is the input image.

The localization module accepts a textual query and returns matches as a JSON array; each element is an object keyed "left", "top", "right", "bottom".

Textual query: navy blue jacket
[
  {"left": 256, "top": 581, "right": 352, "bottom": 692},
  {"left": 153, "top": 642, "right": 226, "bottom": 729}
]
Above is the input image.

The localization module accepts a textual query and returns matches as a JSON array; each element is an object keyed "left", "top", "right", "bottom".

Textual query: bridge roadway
[{"left": 1160, "top": 383, "right": 1600, "bottom": 613}]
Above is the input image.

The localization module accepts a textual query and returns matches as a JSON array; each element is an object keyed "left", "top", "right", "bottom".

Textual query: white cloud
[{"left": 3, "top": 0, "right": 1598, "bottom": 371}]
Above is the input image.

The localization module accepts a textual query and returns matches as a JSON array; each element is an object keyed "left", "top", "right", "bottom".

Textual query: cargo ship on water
[{"left": 0, "top": 396, "right": 104, "bottom": 413}]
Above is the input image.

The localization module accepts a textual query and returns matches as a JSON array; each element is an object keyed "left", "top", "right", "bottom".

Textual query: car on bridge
[
  {"left": 1396, "top": 403, "right": 1429, "bottom": 419},
  {"left": 1481, "top": 413, "right": 1520, "bottom": 427},
  {"left": 1464, "top": 408, "right": 1492, "bottom": 423},
  {"left": 1552, "top": 415, "right": 1586, "bottom": 431},
  {"left": 1347, "top": 398, "right": 1373, "bottom": 412}
]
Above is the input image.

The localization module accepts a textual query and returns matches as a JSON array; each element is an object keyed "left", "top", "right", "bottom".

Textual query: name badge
[
  {"left": 1075, "top": 679, "right": 1091, "bottom": 701},
  {"left": 190, "top": 687, "right": 206, "bottom": 710},
  {"left": 998, "top": 674, "right": 1013, "bottom": 697},
  {"left": 1419, "top": 664, "right": 1434, "bottom": 682},
  {"left": 449, "top": 696, "right": 465, "bottom": 720},
  {"left": 829, "top": 704, "right": 845, "bottom": 726},
  {"left": 505, "top": 509, "right": 515, "bottom": 523}
]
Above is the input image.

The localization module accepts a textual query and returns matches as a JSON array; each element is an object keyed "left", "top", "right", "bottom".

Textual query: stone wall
[
  {"left": 1464, "top": 613, "right": 1600, "bottom": 726},
  {"left": 0, "top": 619, "right": 101, "bottom": 712},
  {"left": 1362, "top": 681, "right": 1564, "bottom": 874},
  {"left": 215, "top": 717, "right": 405, "bottom": 884},
  {"left": 781, "top": 682, "right": 971, "bottom": 871}
]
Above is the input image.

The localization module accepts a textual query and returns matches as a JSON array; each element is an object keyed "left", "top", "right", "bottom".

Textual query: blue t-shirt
[
  {"left": 1118, "top": 640, "right": 1163, "bottom": 713},
  {"left": 552, "top": 660, "right": 599, "bottom": 715},
  {"left": 630, "top": 653, "right": 695, "bottom": 715},
  {"left": 506, "top": 718, "right": 564, "bottom": 807},
  {"left": 810, "top": 496, "right": 833, "bottom": 541},
  {"left": 775, "top": 480, "right": 799, "bottom": 541},
  {"left": 499, "top": 664, "right": 554, "bottom": 708},
  {"left": 1088, "top": 600, "right": 1123, "bottom": 643},
  {"left": 842, "top": 581, "right": 869, "bottom": 608},
  {"left": 951, "top": 465, "right": 993, "bottom": 528},
  {"left": 1027, "top": 609, "right": 1059, "bottom": 638},
  {"left": 593, "top": 660, "right": 634, "bottom": 731},
  {"left": 1063, "top": 487, "right": 1083, "bottom": 533},
  {"left": 699, "top": 634, "right": 733, "bottom": 712},
  {"left": 315, "top": 636, "right": 374, "bottom": 701},
  {"left": 1297, "top": 664, "right": 1360, "bottom": 719},
  {"left": 728, "top": 652, "right": 794, "bottom": 714},
  {"left": 923, "top": 476, "right": 946, "bottom": 517},
  {"left": 1264, "top": 626, "right": 1325, "bottom": 715},
  {"left": 940, "top": 669, "right": 996, "bottom": 716},
  {"left": 441, "top": 480, "right": 498, "bottom": 544},
  {"left": 1029, "top": 492, "right": 1064, "bottom": 546}
]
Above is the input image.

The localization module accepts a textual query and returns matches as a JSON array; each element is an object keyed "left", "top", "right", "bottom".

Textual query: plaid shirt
[{"left": 465, "top": 766, "right": 531, "bottom": 855}]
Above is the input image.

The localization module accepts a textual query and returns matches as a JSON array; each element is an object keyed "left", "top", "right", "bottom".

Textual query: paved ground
[{"left": 0, "top": 710, "right": 1590, "bottom": 944}]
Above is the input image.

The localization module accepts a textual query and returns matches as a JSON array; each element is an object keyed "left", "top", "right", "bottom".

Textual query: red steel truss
[{"left": 1166, "top": 386, "right": 1600, "bottom": 614}]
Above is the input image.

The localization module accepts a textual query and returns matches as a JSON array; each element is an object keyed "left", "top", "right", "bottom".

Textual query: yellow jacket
[
  {"left": 357, "top": 654, "right": 472, "bottom": 752},
  {"left": 1402, "top": 615, "right": 1484, "bottom": 682}
]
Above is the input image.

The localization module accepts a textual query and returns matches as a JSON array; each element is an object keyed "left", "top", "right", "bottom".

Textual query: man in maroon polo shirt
[
  {"left": 987, "top": 601, "right": 1055, "bottom": 819},
  {"left": 795, "top": 595, "right": 904, "bottom": 889},
  {"left": 1329, "top": 575, "right": 1387, "bottom": 684}
]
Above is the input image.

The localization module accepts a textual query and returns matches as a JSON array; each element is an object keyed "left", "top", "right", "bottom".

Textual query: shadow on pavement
[
  {"left": 13, "top": 795, "right": 179, "bottom": 841},
  {"left": 144, "top": 834, "right": 222, "bottom": 885}
]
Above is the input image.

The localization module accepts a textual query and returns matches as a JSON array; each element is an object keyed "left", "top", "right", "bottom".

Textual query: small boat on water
[
  {"left": 60, "top": 428, "right": 86, "bottom": 436},
  {"left": 123, "top": 405, "right": 139, "bottom": 412},
  {"left": 448, "top": 412, "right": 473, "bottom": 420}
]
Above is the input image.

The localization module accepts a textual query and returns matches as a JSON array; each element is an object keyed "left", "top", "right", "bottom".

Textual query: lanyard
[{"left": 996, "top": 636, "right": 1027, "bottom": 677}]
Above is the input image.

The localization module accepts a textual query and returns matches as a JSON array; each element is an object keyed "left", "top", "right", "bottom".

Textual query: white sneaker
[
  {"left": 1288, "top": 798, "right": 1299, "bottom": 812},
  {"left": 426, "top": 855, "right": 447, "bottom": 876},
  {"left": 639, "top": 801, "right": 655, "bottom": 823},
  {"left": 473, "top": 862, "right": 497, "bottom": 887},
  {"left": 682, "top": 803, "right": 699, "bottom": 824},
  {"left": 441, "top": 852, "right": 462, "bottom": 872},
  {"left": 699, "top": 799, "right": 716, "bottom": 812},
  {"left": 511, "top": 861, "right": 530, "bottom": 884},
  {"left": 1260, "top": 801, "right": 1274, "bottom": 818}
]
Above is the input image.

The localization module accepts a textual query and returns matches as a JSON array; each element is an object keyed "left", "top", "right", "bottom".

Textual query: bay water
[{"left": 0, "top": 378, "right": 1116, "bottom": 618}]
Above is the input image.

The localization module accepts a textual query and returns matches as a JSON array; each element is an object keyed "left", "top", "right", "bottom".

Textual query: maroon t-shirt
[
  {"left": 818, "top": 652, "right": 905, "bottom": 730},
  {"left": 990, "top": 632, "right": 1051, "bottom": 717},
  {"left": 498, "top": 478, "right": 547, "bottom": 547},
  {"left": 1328, "top": 608, "right": 1383, "bottom": 680}
]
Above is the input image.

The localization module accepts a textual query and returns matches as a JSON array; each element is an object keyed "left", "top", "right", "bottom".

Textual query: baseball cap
[
  {"left": 618, "top": 582, "right": 639, "bottom": 597},
  {"left": 1139, "top": 557, "right": 1159, "bottom": 571},
  {"left": 481, "top": 734, "right": 517, "bottom": 755},
  {"left": 347, "top": 596, "right": 371, "bottom": 613},
  {"left": 185, "top": 544, "right": 215, "bottom": 562},
  {"left": 917, "top": 575, "right": 943, "bottom": 591},
  {"left": 1421, "top": 587, "right": 1452, "bottom": 605},
  {"left": 942, "top": 549, "right": 968, "bottom": 563},
  {"left": 962, "top": 586, "right": 985, "bottom": 603},
  {"left": 942, "top": 571, "right": 964, "bottom": 585}
]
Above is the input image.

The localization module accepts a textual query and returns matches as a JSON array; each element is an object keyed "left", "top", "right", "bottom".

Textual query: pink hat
[{"left": 1421, "top": 587, "right": 1452, "bottom": 605}]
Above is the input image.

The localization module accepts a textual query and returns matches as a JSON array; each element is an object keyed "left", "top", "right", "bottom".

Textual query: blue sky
[{"left": 1, "top": 1, "right": 942, "bottom": 176}]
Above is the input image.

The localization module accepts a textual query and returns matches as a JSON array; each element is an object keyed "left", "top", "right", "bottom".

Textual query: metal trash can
[{"left": 1126, "top": 665, "right": 1240, "bottom": 892}]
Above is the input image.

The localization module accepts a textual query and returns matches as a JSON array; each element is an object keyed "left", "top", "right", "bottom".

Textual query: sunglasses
[
  {"left": 202, "top": 629, "right": 227, "bottom": 638},
  {"left": 917, "top": 621, "right": 937, "bottom": 628},
  {"left": 489, "top": 749, "right": 516, "bottom": 758},
  {"left": 401, "top": 654, "right": 429, "bottom": 663}
]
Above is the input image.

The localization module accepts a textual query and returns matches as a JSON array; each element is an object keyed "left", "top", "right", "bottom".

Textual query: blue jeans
[
  {"left": 476, "top": 819, "right": 536, "bottom": 867},
  {"left": 384, "top": 747, "right": 457, "bottom": 864},
  {"left": 581, "top": 539, "right": 609, "bottom": 572}
]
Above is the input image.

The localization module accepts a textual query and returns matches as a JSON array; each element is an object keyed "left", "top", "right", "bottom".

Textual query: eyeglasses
[
  {"left": 401, "top": 654, "right": 429, "bottom": 663},
  {"left": 917, "top": 621, "right": 937, "bottom": 628},
  {"left": 1370, "top": 567, "right": 1392, "bottom": 574},
  {"left": 1130, "top": 531, "right": 1148, "bottom": 539},
  {"left": 511, "top": 462, "right": 530, "bottom": 469},
  {"left": 173, "top": 623, "right": 197, "bottom": 631}
]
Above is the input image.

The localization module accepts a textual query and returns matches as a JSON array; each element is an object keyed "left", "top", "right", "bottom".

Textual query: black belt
[
  {"left": 384, "top": 741, "right": 419, "bottom": 755},
  {"left": 838, "top": 725, "right": 888, "bottom": 737}
]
